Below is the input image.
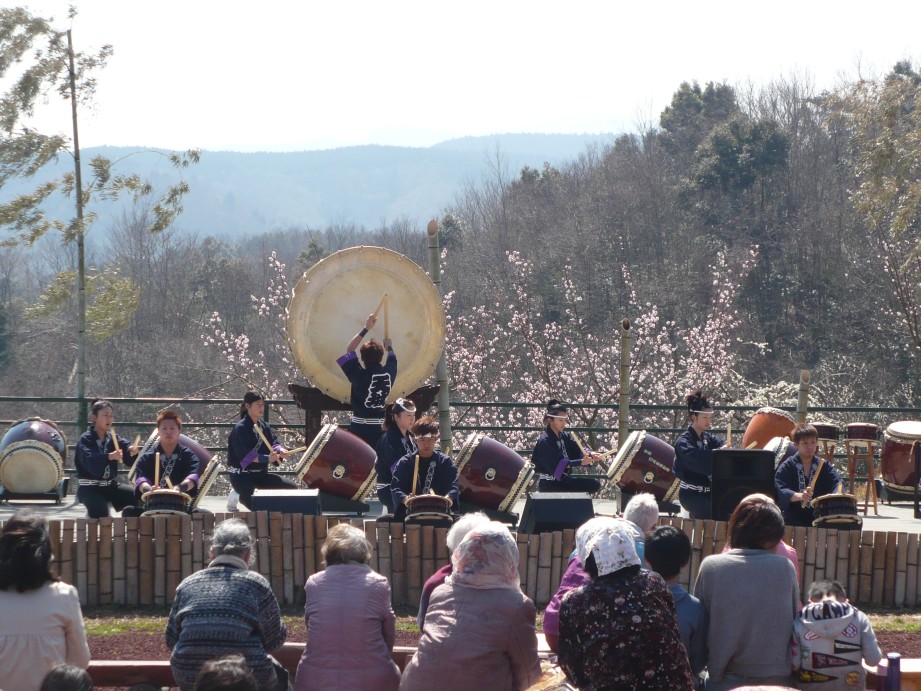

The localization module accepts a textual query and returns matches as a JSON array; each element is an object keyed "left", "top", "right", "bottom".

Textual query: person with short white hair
[
  {"left": 623, "top": 492, "right": 660, "bottom": 565},
  {"left": 416, "top": 512, "right": 492, "bottom": 628},
  {"left": 166, "top": 518, "right": 288, "bottom": 691}
]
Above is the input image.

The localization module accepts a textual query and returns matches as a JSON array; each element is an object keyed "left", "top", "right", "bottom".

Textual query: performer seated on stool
[
  {"left": 226, "top": 391, "right": 298, "bottom": 510},
  {"left": 673, "top": 389, "right": 725, "bottom": 520},
  {"left": 131, "top": 410, "right": 200, "bottom": 513},
  {"left": 390, "top": 416, "right": 459, "bottom": 522},
  {"left": 374, "top": 397, "right": 417, "bottom": 515},
  {"left": 74, "top": 399, "right": 138, "bottom": 519},
  {"left": 337, "top": 313, "right": 397, "bottom": 449},
  {"left": 532, "top": 400, "right": 601, "bottom": 494},
  {"left": 775, "top": 423, "right": 843, "bottom": 527}
]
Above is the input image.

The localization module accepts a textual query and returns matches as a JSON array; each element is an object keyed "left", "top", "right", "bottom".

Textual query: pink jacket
[{"left": 294, "top": 564, "right": 400, "bottom": 691}]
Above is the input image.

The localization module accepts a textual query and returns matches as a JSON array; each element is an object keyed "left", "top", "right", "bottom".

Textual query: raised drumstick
[
  {"left": 726, "top": 421, "right": 732, "bottom": 447},
  {"left": 280, "top": 445, "right": 307, "bottom": 458},
  {"left": 384, "top": 296, "right": 390, "bottom": 340},
  {"left": 155, "top": 452, "right": 160, "bottom": 489},
  {"left": 802, "top": 458, "right": 826, "bottom": 508},
  {"left": 371, "top": 293, "right": 388, "bottom": 321},
  {"left": 746, "top": 441, "right": 758, "bottom": 449},
  {"left": 411, "top": 454, "right": 420, "bottom": 496},
  {"left": 110, "top": 429, "right": 119, "bottom": 454},
  {"left": 131, "top": 434, "right": 141, "bottom": 454},
  {"left": 253, "top": 423, "right": 278, "bottom": 465}
]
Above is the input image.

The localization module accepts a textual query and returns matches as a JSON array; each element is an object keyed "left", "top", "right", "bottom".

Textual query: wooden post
[
  {"left": 796, "top": 370, "right": 810, "bottom": 424},
  {"left": 98, "top": 518, "right": 113, "bottom": 605},
  {"left": 112, "top": 518, "right": 126, "bottom": 603},
  {"left": 618, "top": 319, "right": 632, "bottom": 446},
  {"left": 427, "top": 219, "right": 453, "bottom": 452},
  {"left": 391, "top": 523, "right": 406, "bottom": 606}
]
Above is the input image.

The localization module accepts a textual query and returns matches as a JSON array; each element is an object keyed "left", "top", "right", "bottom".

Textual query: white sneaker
[{"left": 226, "top": 489, "right": 239, "bottom": 512}]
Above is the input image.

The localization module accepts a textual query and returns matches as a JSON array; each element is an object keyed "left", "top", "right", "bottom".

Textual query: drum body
[
  {"left": 812, "top": 493, "right": 862, "bottom": 530},
  {"left": 191, "top": 460, "right": 223, "bottom": 509},
  {"left": 128, "top": 430, "right": 212, "bottom": 484},
  {"left": 764, "top": 436, "right": 797, "bottom": 469},
  {"left": 141, "top": 488, "right": 191, "bottom": 516},
  {"left": 812, "top": 423, "right": 839, "bottom": 442},
  {"left": 881, "top": 421, "right": 921, "bottom": 496},
  {"left": 404, "top": 494, "right": 453, "bottom": 523},
  {"left": 741, "top": 407, "right": 796, "bottom": 450},
  {"left": 0, "top": 418, "right": 67, "bottom": 493},
  {"left": 295, "top": 423, "right": 377, "bottom": 502},
  {"left": 455, "top": 433, "right": 533, "bottom": 513},
  {"left": 608, "top": 430, "right": 678, "bottom": 503},
  {"left": 845, "top": 423, "right": 880, "bottom": 441}
]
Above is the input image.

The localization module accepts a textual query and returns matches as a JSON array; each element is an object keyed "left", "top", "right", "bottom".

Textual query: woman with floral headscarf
[
  {"left": 400, "top": 523, "right": 541, "bottom": 691},
  {"left": 558, "top": 517, "right": 694, "bottom": 690}
]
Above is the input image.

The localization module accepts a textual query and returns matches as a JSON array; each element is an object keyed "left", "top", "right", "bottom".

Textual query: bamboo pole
[
  {"left": 427, "top": 219, "right": 453, "bottom": 452},
  {"left": 618, "top": 319, "right": 632, "bottom": 447},
  {"left": 796, "top": 369, "right": 810, "bottom": 424}
]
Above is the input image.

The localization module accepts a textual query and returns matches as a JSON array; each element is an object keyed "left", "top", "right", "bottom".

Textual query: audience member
[
  {"left": 557, "top": 517, "right": 694, "bottom": 690},
  {"left": 720, "top": 493, "right": 800, "bottom": 581},
  {"left": 0, "top": 510, "right": 91, "bottom": 691},
  {"left": 295, "top": 523, "right": 400, "bottom": 691},
  {"left": 401, "top": 523, "right": 541, "bottom": 690},
  {"left": 792, "top": 579, "right": 882, "bottom": 690},
  {"left": 416, "top": 511, "right": 491, "bottom": 629},
  {"left": 694, "top": 499, "right": 799, "bottom": 690},
  {"left": 623, "top": 491, "right": 659, "bottom": 563},
  {"left": 193, "top": 655, "right": 258, "bottom": 691},
  {"left": 645, "top": 525, "right": 708, "bottom": 683},
  {"left": 40, "top": 664, "right": 93, "bottom": 691},
  {"left": 166, "top": 518, "right": 287, "bottom": 691}
]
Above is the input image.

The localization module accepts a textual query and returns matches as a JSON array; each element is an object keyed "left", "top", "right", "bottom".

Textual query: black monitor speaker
[
  {"left": 519, "top": 492, "right": 595, "bottom": 534},
  {"left": 250, "top": 489, "right": 322, "bottom": 515},
  {"left": 711, "top": 449, "right": 775, "bottom": 522}
]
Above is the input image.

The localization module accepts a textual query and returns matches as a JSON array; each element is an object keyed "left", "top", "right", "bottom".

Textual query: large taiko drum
[
  {"left": 607, "top": 431, "right": 679, "bottom": 503},
  {"left": 128, "top": 430, "right": 213, "bottom": 484},
  {"left": 881, "top": 421, "right": 921, "bottom": 497},
  {"left": 741, "top": 407, "right": 796, "bottom": 450},
  {"left": 764, "top": 436, "right": 797, "bottom": 469},
  {"left": 191, "top": 459, "right": 223, "bottom": 510},
  {"left": 404, "top": 494, "right": 453, "bottom": 524},
  {"left": 295, "top": 423, "right": 377, "bottom": 502},
  {"left": 455, "top": 433, "right": 534, "bottom": 513},
  {"left": 812, "top": 493, "right": 862, "bottom": 530},
  {"left": 141, "top": 488, "right": 192, "bottom": 516},
  {"left": 0, "top": 418, "right": 67, "bottom": 494}
]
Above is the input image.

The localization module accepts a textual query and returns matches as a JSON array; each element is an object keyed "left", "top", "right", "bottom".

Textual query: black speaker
[
  {"left": 711, "top": 449, "right": 775, "bottom": 522},
  {"left": 250, "top": 489, "right": 321, "bottom": 515},
  {"left": 519, "top": 492, "right": 595, "bottom": 534}
]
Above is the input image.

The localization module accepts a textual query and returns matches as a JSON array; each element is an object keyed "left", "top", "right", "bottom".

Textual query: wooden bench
[{"left": 87, "top": 644, "right": 418, "bottom": 688}]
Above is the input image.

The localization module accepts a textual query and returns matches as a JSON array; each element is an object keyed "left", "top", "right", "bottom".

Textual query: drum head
[
  {"left": 0, "top": 441, "right": 63, "bottom": 493},
  {"left": 141, "top": 489, "right": 192, "bottom": 505},
  {"left": 191, "top": 460, "right": 223, "bottom": 509},
  {"left": 286, "top": 246, "right": 445, "bottom": 403},
  {"left": 887, "top": 420, "right": 921, "bottom": 441}
]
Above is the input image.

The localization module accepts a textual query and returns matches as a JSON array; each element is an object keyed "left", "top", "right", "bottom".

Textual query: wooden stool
[{"left": 844, "top": 438, "right": 879, "bottom": 516}]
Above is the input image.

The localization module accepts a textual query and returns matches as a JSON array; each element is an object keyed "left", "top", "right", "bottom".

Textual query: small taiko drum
[
  {"left": 812, "top": 423, "right": 839, "bottom": 442},
  {"left": 608, "top": 430, "right": 679, "bottom": 503},
  {"left": 455, "top": 433, "right": 534, "bottom": 513},
  {"left": 295, "top": 423, "right": 377, "bottom": 502},
  {"left": 141, "top": 488, "right": 192, "bottom": 516},
  {"left": 811, "top": 493, "right": 862, "bottom": 530},
  {"left": 881, "top": 421, "right": 921, "bottom": 497},
  {"left": 764, "top": 436, "right": 797, "bottom": 469},
  {"left": 741, "top": 407, "right": 796, "bottom": 450},
  {"left": 845, "top": 423, "right": 880, "bottom": 442},
  {"left": 128, "top": 430, "right": 211, "bottom": 484},
  {"left": 404, "top": 494, "right": 453, "bottom": 524},
  {"left": 0, "top": 418, "right": 67, "bottom": 494}
]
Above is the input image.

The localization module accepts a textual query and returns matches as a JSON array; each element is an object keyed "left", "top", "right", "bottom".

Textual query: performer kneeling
[
  {"left": 75, "top": 399, "right": 138, "bottom": 519},
  {"left": 673, "top": 389, "right": 725, "bottom": 520},
  {"left": 532, "top": 400, "right": 601, "bottom": 494},
  {"left": 390, "top": 416, "right": 459, "bottom": 523},
  {"left": 374, "top": 397, "right": 417, "bottom": 514},
  {"left": 132, "top": 410, "right": 200, "bottom": 512},
  {"left": 226, "top": 391, "right": 298, "bottom": 510},
  {"left": 775, "top": 423, "right": 843, "bottom": 527}
]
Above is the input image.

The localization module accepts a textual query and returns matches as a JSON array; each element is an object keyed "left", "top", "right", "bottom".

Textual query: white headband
[{"left": 546, "top": 413, "right": 568, "bottom": 419}]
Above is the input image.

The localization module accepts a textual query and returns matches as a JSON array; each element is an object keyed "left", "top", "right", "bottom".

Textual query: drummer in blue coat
[
  {"left": 74, "top": 399, "right": 139, "bottom": 518},
  {"left": 133, "top": 410, "right": 201, "bottom": 502},
  {"left": 775, "top": 423, "right": 844, "bottom": 527},
  {"left": 531, "top": 400, "right": 601, "bottom": 494},
  {"left": 673, "top": 390, "right": 725, "bottom": 520}
]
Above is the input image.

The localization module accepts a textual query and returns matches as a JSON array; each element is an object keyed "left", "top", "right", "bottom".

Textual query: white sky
[{"left": 13, "top": 0, "right": 921, "bottom": 152}]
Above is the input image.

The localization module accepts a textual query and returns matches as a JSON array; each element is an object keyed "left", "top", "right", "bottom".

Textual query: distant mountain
[{"left": 0, "top": 133, "right": 614, "bottom": 238}]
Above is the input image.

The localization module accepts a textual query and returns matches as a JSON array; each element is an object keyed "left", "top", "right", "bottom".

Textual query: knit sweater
[
  {"left": 693, "top": 549, "right": 799, "bottom": 683},
  {"left": 166, "top": 555, "right": 287, "bottom": 690}
]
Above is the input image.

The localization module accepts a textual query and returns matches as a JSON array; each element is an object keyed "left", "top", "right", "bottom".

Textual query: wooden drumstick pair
[
  {"left": 802, "top": 458, "right": 826, "bottom": 508},
  {"left": 253, "top": 423, "right": 280, "bottom": 466},
  {"left": 370, "top": 293, "right": 390, "bottom": 340}
]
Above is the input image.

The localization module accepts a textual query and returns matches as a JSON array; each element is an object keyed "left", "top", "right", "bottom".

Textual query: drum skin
[
  {"left": 764, "top": 436, "right": 797, "bottom": 469},
  {"left": 0, "top": 418, "right": 67, "bottom": 493},
  {"left": 455, "top": 433, "right": 533, "bottom": 513},
  {"left": 881, "top": 421, "right": 921, "bottom": 495},
  {"left": 741, "top": 407, "right": 796, "bottom": 450},
  {"left": 608, "top": 430, "right": 679, "bottom": 503},
  {"left": 191, "top": 460, "right": 223, "bottom": 510},
  {"left": 295, "top": 423, "right": 377, "bottom": 502},
  {"left": 286, "top": 246, "right": 445, "bottom": 403},
  {"left": 141, "top": 488, "right": 191, "bottom": 516}
]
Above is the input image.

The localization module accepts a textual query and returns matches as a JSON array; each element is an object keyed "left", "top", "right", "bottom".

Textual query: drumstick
[
  {"left": 571, "top": 432, "right": 593, "bottom": 462},
  {"left": 155, "top": 452, "right": 160, "bottom": 489},
  {"left": 384, "top": 296, "right": 390, "bottom": 340},
  {"left": 726, "top": 421, "right": 732, "bottom": 447},
  {"left": 411, "top": 454, "right": 420, "bottom": 495},
  {"left": 164, "top": 477, "right": 173, "bottom": 489},
  {"left": 253, "top": 423, "right": 277, "bottom": 464},
  {"left": 280, "top": 445, "right": 307, "bottom": 458},
  {"left": 371, "top": 293, "right": 388, "bottom": 321},
  {"left": 131, "top": 434, "right": 141, "bottom": 454},
  {"left": 802, "top": 458, "right": 826, "bottom": 508},
  {"left": 110, "top": 429, "right": 119, "bottom": 454},
  {"left": 746, "top": 441, "right": 758, "bottom": 449}
]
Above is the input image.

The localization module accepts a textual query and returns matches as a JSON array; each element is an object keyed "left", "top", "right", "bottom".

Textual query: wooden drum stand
[{"left": 844, "top": 435, "right": 879, "bottom": 516}]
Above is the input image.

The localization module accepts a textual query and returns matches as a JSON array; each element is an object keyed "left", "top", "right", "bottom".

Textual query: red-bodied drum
[
  {"left": 141, "top": 488, "right": 192, "bottom": 516},
  {"left": 845, "top": 423, "right": 880, "bottom": 441},
  {"left": 881, "top": 421, "right": 921, "bottom": 497},
  {"left": 128, "top": 430, "right": 211, "bottom": 484},
  {"left": 764, "top": 436, "right": 797, "bottom": 469},
  {"left": 811, "top": 493, "right": 862, "bottom": 530},
  {"left": 294, "top": 423, "right": 377, "bottom": 502},
  {"left": 607, "top": 430, "right": 679, "bottom": 503},
  {"left": 741, "top": 407, "right": 796, "bottom": 450},
  {"left": 812, "top": 423, "right": 839, "bottom": 442},
  {"left": 455, "top": 433, "right": 534, "bottom": 513},
  {"left": 0, "top": 418, "right": 67, "bottom": 494},
  {"left": 404, "top": 494, "right": 453, "bottom": 524}
]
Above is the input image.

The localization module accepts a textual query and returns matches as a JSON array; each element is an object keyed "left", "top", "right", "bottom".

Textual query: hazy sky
[{"left": 13, "top": 1, "right": 921, "bottom": 152}]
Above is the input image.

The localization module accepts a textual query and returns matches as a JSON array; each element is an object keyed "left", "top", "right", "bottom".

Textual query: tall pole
[
  {"left": 618, "top": 318, "right": 632, "bottom": 447},
  {"left": 796, "top": 369, "right": 810, "bottom": 424},
  {"left": 427, "top": 219, "right": 453, "bottom": 452},
  {"left": 68, "top": 29, "right": 87, "bottom": 430}
]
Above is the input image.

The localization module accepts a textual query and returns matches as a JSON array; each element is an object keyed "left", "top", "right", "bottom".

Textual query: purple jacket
[
  {"left": 543, "top": 555, "right": 590, "bottom": 638},
  {"left": 295, "top": 564, "right": 400, "bottom": 691}
]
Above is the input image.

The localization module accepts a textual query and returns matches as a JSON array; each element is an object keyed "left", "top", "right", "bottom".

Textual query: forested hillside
[{"left": 2, "top": 67, "right": 921, "bottom": 441}]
